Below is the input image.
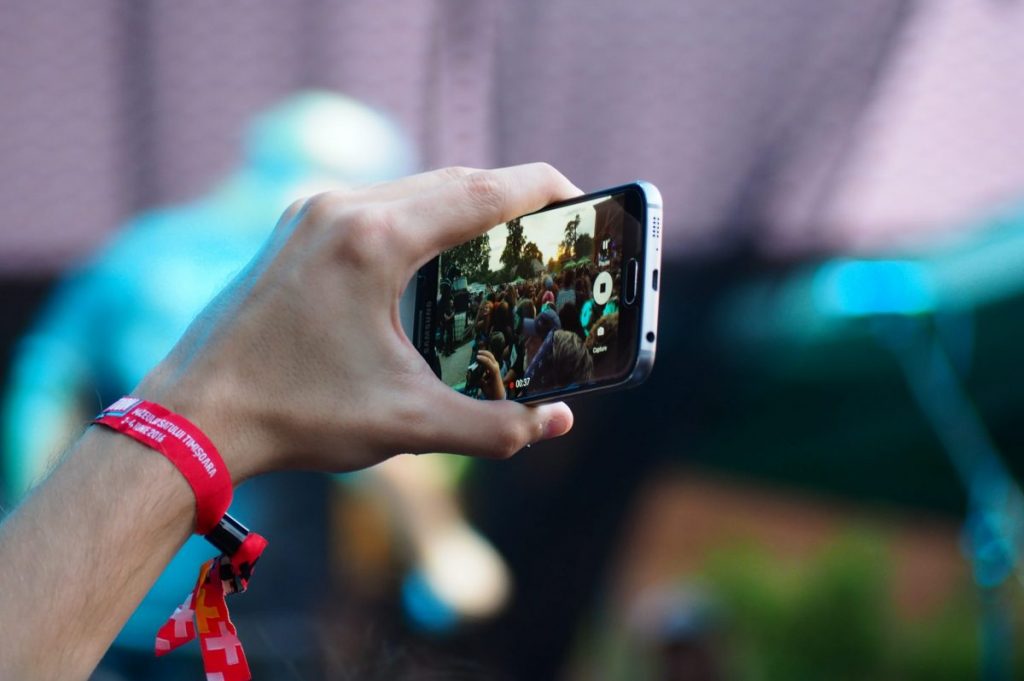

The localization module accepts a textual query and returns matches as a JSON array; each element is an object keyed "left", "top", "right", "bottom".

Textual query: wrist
[
  {"left": 83, "top": 425, "right": 197, "bottom": 530},
  {"left": 134, "top": 360, "right": 273, "bottom": 486}
]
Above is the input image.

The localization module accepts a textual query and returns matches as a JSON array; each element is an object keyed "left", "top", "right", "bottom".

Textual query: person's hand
[
  {"left": 475, "top": 350, "right": 507, "bottom": 401},
  {"left": 137, "top": 164, "right": 580, "bottom": 482}
]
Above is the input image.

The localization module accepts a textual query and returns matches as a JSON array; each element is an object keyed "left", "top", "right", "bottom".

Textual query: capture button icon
[{"left": 592, "top": 271, "right": 613, "bottom": 306}]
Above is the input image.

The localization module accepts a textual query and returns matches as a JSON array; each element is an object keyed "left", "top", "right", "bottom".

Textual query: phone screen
[{"left": 422, "top": 187, "right": 645, "bottom": 402}]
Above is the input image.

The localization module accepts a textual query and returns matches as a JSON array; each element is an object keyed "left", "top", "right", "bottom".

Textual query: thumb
[{"left": 412, "top": 384, "right": 573, "bottom": 459}]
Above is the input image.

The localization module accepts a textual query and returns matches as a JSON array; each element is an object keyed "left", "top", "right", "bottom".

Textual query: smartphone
[{"left": 402, "top": 181, "right": 661, "bottom": 403}]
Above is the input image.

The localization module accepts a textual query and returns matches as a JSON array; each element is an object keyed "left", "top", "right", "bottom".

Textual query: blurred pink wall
[{"left": 2, "top": 0, "right": 1023, "bottom": 274}]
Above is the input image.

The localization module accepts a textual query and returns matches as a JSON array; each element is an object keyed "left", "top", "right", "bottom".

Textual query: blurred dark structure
[{"left": 4, "top": 1, "right": 1024, "bottom": 680}]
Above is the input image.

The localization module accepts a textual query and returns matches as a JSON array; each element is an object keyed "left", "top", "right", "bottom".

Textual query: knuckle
[
  {"left": 440, "top": 166, "right": 474, "bottom": 183},
  {"left": 283, "top": 197, "right": 306, "bottom": 220},
  {"left": 348, "top": 205, "right": 396, "bottom": 237},
  {"left": 332, "top": 206, "right": 396, "bottom": 267},
  {"left": 462, "top": 170, "right": 505, "bottom": 212},
  {"left": 301, "top": 191, "right": 343, "bottom": 226},
  {"left": 532, "top": 161, "right": 565, "bottom": 187},
  {"left": 272, "top": 198, "right": 309, "bottom": 239},
  {"left": 492, "top": 423, "right": 526, "bottom": 459},
  {"left": 532, "top": 161, "right": 557, "bottom": 176}
]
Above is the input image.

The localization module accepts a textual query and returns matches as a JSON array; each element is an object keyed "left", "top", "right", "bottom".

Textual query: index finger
[{"left": 394, "top": 163, "right": 582, "bottom": 265}]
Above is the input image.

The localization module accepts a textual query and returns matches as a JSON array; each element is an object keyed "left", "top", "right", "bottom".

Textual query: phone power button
[{"left": 624, "top": 258, "right": 639, "bottom": 305}]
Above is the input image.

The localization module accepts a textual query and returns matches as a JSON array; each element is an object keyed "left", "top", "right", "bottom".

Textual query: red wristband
[{"left": 94, "top": 396, "right": 232, "bottom": 534}]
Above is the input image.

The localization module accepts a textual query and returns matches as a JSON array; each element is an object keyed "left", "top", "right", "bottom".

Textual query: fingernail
[{"left": 542, "top": 408, "right": 572, "bottom": 440}]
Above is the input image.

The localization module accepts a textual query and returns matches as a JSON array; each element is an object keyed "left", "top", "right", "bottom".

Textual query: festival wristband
[
  {"left": 94, "top": 396, "right": 268, "bottom": 681},
  {"left": 93, "top": 396, "right": 232, "bottom": 534}
]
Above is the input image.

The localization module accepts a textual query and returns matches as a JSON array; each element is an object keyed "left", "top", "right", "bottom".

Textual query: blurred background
[{"left": 3, "top": 1, "right": 1024, "bottom": 679}]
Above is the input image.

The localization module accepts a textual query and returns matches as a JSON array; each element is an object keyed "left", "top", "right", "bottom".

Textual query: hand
[
  {"left": 138, "top": 164, "right": 580, "bottom": 482},
  {"left": 475, "top": 350, "right": 507, "bottom": 401}
]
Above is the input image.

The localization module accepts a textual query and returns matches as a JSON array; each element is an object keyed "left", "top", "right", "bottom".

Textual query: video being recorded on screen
[{"left": 435, "top": 194, "right": 626, "bottom": 400}]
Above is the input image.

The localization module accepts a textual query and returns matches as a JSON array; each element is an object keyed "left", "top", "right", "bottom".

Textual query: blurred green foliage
[
  {"left": 705, "top": 535, "right": 889, "bottom": 680},
  {"left": 702, "top": 533, "right": 1010, "bottom": 681},
  {"left": 580, "top": 532, "right": 1024, "bottom": 681}
]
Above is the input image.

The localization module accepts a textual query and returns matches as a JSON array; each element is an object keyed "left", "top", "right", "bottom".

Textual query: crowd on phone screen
[{"left": 438, "top": 261, "right": 622, "bottom": 400}]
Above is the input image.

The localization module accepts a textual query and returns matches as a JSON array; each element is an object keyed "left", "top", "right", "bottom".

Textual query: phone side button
[{"left": 624, "top": 258, "right": 639, "bottom": 305}]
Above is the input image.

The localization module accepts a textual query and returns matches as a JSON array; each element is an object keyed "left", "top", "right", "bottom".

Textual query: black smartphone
[{"left": 403, "top": 181, "right": 661, "bottom": 403}]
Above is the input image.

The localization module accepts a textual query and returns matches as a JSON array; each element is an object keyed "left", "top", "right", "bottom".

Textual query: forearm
[{"left": 0, "top": 426, "right": 194, "bottom": 681}]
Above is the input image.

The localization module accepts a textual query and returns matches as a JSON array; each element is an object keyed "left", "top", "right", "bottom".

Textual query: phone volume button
[{"left": 624, "top": 258, "right": 639, "bottom": 305}]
